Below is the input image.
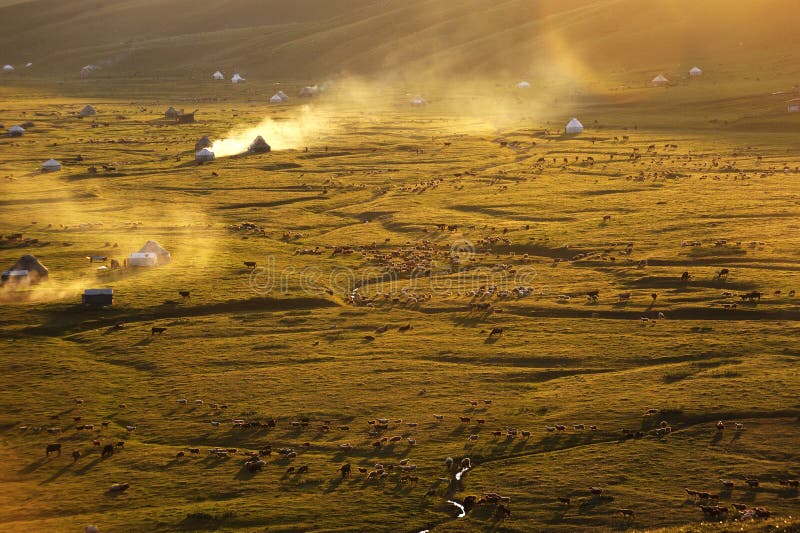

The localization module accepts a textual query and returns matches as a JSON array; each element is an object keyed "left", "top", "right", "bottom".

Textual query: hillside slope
[{"left": 1, "top": 0, "right": 798, "bottom": 83}]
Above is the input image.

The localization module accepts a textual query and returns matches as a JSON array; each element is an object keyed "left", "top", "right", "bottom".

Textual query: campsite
[{"left": 0, "top": 1, "right": 799, "bottom": 532}]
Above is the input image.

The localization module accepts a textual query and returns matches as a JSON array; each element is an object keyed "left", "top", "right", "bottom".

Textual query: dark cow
[
  {"left": 488, "top": 327, "right": 504, "bottom": 337},
  {"left": 243, "top": 261, "right": 257, "bottom": 269},
  {"left": 151, "top": 327, "right": 167, "bottom": 335},
  {"left": 45, "top": 443, "right": 61, "bottom": 457}
]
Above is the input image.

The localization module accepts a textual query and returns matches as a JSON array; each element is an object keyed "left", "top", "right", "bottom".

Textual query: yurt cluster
[{"left": 2, "top": 239, "right": 170, "bottom": 306}]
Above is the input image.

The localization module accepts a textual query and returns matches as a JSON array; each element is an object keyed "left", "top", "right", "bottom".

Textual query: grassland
[{"left": 0, "top": 73, "right": 799, "bottom": 533}]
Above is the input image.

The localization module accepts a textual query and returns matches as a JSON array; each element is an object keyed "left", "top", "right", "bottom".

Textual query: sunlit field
[{"left": 0, "top": 70, "right": 798, "bottom": 533}]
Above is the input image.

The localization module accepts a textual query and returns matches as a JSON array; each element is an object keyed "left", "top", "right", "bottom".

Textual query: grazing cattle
[
  {"left": 92, "top": 439, "right": 101, "bottom": 446},
  {"left": 617, "top": 509, "right": 634, "bottom": 518},
  {"left": 398, "top": 324, "right": 412, "bottom": 332},
  {"left": 681, "top": 271, "right": 691, "bottom": 282},
  {"left": 72, "top": 450, "right": 81, "bottom": 462},
  {"left": 45, "top": 443, "right": 61, "bottom": 457},
  {"left": 488, "top": 327, "right": 504, "bottom": 337},
  {"left": 586, "top": 290, "right": 600, "bottom": 301},
  {"left": 746, "top": 478, "right": 759, "bottom": 488},
  {"left": 720, "top": 479, "right": 735, "bottom": 489},
  {"left": 459, "top": 417, "right": 471, "bottom": 423},
  {"left": 779, "top": 479, "right": 799, "bottom": 488},
  {"left": 115, "top": 441, "right": 125, "bottom": 447},
  {"left": 101, "top": 444, "right": 114, "bottom": 458},
  {"left": 590, "top": 487, "right": 603, "bottom": 495},
  {"left": 340, "top": 464, "right": 352, "bottom": 479},
  {"left": 178, "top": 291, "right": 190, "bottom": 299},
  {"left": 716, "top": 268, "right": 730, "bottom": 280},
  {"left": 151, "top": 327, "right": 166, "bottom": 335},
  {"left": 176, "top": 451, "right": 185, "bottom": 459},
  {"left": 617, "top": 292, "right": 631, "bottom": 302},
  {"left": 558, "top": 497, "right": 571, "bottom": 505},
  {"left": 109, "top": 482, "right": 129, "bottom": 492},
  {"left": 243, "top": 261, "right": 257, "bottom": 269}
]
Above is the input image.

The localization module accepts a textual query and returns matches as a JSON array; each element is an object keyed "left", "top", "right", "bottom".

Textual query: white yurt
[
  {"left": 689, "top": 67, "right": 703, "bottom": 77},
  {"left": 652, "top": 74, "right": 669, "bottom": 86},
  {"left": 410, "top": 96, "right": 427, "bottom": 106},
  {"left": 517, "top": 81, "right": 531, "bottom": 89},
  {"left": 269, "top": 94, "right": 284, "bottom": 104},
  {"left": 2, "top": 64, "right": 14, "bottom": 72},
  {"left": 231, "top": 73, "right": 245, "bottom": 83},
  {"left": 8, "top": 125, "right": 25, "bottom": 137},
  {"left": 138, "top": 240, "right": 171, "bottom": 264},
  {"left": 788, "top": 99, "right": 800, "bottom": 113},
  {"left": 128, "top": 252, "right": 157, "bottom": 267},
  {"left": 212, "top": 70, "right": 224, "bottom": 80},
  {"left": 195, "top": 148, "right": 215, "bottom": 162},
  {"left": 565, "top": 118, "right": 584, "bottom": 134},
  {"left": 41, "top": 159, "right": 62, "bottom": 172},
  {"left": 79, "top": 104, "right": 97, "bottom": 117}
]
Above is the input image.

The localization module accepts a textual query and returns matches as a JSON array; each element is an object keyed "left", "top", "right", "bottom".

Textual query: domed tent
[
  {"left": 517, "top": 81, "right": 531, "bottom": 89},
  {"left": 689, "top": 67, "right": 703, "bottom": 77},
  {"left": 410, "top": 96, "right": 426, "bottom": 106},
  {"left": 195, "top": 148, "right": 215, "bottom": 162},
  {"left": 137, "top": 240, "right": 170, "bottom": 265},
  {"left": 194, "top": 136, "right": 212, "bottom": 151},
  {"left": 41, "top": 159, "right": 62, "bottom": 172},
  {"left": 565, "top": 118, "right": 584, "bottom": 134},
  {"left": 212, "top": 70, "right": 224, "bottom": 80},
  {"left": 788, "top": 99, "right": 800, "bottom": 113},
  {"left": 164, "top": 107, "right": 179, "bottom": 119},
  {"left": 270, "top": 93, "right": 286, "bottom": 104},
  {"left": 8, "top": 125, "right": 24, "bottom": 137},
  {"left": 2, "top": 254, "right": 49, "bottom": 285},
  {"left": 79, "top": 104, "right": 97, "bottom": 117},
  {"left": 248, "top": 136, "right": 271, "bottom": 153},
  {"left": 2, "top": 64, "right": 14, "bottom": 72},
  {"left": 231, "top": 73, "right": 245, "bottom": 83},
  {"left": 652, "top": 74, "right": 669, "bottom": 87}
]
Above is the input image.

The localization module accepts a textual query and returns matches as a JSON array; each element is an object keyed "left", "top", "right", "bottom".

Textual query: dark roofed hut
[
  {"left": 248, "top": 136, "right": 271, "bottom": 153},
  {"left": 195, "top": 136, "right": 212, "bottom": 151},
  {"left": 1, "top": 254, "right": 49, "bottom": 285},
  {"left": 176, "top": 109, "right": 197, "bottom": 124}
]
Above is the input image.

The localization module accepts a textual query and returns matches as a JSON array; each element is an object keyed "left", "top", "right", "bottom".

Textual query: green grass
[{"left": 0, "top": 73, "right": 799, "bottom": 532}]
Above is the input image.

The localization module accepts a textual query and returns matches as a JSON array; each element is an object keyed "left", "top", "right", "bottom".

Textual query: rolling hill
[{"left": 0, "top": 0, "right": 798, "bottom": 82}]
